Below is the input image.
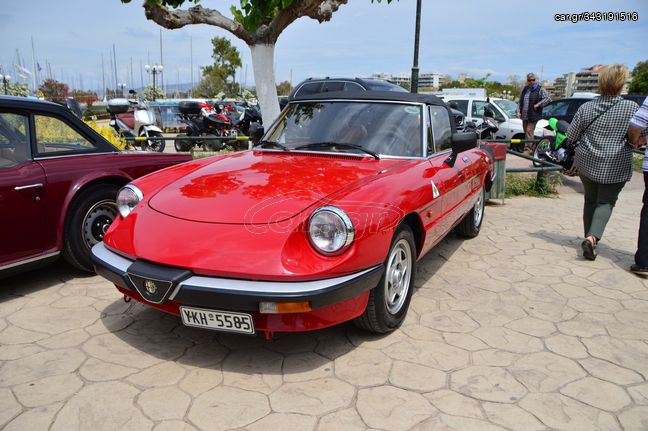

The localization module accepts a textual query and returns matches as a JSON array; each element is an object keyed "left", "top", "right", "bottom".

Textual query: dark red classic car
[
  {"left": 0, "top": 96, "right": 191, "bottom": 277},
  {"left": 92, "top": 92, "right": 493, "bottom": 337}
]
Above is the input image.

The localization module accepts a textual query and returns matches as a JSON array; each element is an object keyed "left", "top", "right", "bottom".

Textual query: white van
[{"left": 440, "top": 96, "right": 549, "bottom": 141}]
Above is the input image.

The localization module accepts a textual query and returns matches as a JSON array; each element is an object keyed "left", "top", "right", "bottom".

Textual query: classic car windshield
[{"left": 266, "top": 101, "right": 423, "bottom": 157}]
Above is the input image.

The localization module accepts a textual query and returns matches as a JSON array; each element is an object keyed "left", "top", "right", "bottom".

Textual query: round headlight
[
  {"left": 116, "top": 185, "right": 143, "bottom": 218},
  {"left": 308, "top": 206, "right": 354, "bottom": 255}
]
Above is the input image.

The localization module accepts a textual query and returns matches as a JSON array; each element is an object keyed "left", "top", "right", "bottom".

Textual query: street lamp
[
  {"left": 0, "top": 74, "right": 11, "bottom": 94},
  {"left": 117, "top": 82, "right": 127, "bottom": 98},
  {"left": 503, "top": 90, "right": 511, "bottom": 100},
  {"left": 144, "top": 64, "right": 163, "bottom": 100}
]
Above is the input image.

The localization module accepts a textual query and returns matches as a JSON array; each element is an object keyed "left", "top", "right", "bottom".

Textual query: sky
[{"left": 1, "top": 0, "right": 647, "bottom": 93}]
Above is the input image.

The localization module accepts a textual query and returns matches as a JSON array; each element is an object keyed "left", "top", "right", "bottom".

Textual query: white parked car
[{"left": 440, "top": 95, "right": 549, "bottom": 141}]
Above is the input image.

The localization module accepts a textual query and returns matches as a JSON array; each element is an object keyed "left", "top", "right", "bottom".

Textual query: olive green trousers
[{"left": 580, "top": 174, "right": 626, "bottom": 241}]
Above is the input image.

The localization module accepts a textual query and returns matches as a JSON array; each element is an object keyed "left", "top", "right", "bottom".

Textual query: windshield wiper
[
  {"left": 294, "top": 142, "right": 379, "bottom": 159},
  {"left": 256, "top": 140, "right": 289, "bottom": 151}
]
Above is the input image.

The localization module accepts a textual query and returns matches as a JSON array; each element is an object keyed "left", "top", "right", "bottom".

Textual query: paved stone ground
[{"left": 1, "top": 181, "right": 648, "bottom": 431}]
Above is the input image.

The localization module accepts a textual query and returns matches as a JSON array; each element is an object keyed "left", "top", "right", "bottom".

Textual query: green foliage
[
  {"left": 629, "top": 60, "right": 648, "bottom": 94},
  {"left": 4, "top": 82, "right": 29, "bottom": 97},
  {"left": 121, "top": 0, "right": 199, "bottom": 7},
  {"left": 633, "top": 153, "right": 643, "bottom": 173},
  {"left": 196, "top": 37, "right": 242, "bottom": 98},
  {"left": 143, "top": 85, "right": 164, "bottom": 101},
  {"left": 505, "top": 173, "right": 561, "bottom": 198},
  {"left": 192, "top": 145, "right": 237, "bottom": 159},
  {"left": 39, "top": 79, "right": 69, "bottom": 101},
  {"left": 230, "top": 0, "right": 297, "bottom": 33},
  {"left": 276, "top": 80, "right": 292, "bottom": 95}
]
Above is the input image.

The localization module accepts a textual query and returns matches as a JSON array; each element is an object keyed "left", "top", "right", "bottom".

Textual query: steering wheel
[{"left": 371, "top": 129, "right": 413, "bottom": 155}]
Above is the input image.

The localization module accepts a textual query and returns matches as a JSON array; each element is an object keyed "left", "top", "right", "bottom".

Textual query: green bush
[
  {"left": 192, "top": 145, "right": 237, "bottom": 159},
  {"left": 505, "top": 173, "right": 561, "bottom": 198},
  {"left": 633, "top": 153, "right": 643, "bottom": 172}
]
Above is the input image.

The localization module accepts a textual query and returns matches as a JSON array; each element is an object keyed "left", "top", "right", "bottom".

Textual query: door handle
[{"left": 14, "top": 183, "right": 43, "bottom": 191}]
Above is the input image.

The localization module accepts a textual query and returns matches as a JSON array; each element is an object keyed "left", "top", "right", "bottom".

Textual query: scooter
[
  {"left": 106, "top": 94, "right": 165, "bottom": 152},
  {"left": 533, "top": 117, "right": 577, "bottom": 173},
  {"left": 174, "top": 101, "right": 236, "bottom": 152}
]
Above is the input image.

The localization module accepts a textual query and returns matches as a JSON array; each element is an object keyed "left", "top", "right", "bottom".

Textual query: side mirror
[
  {"left": 452, "top": 132, "right": 477, "bottom": 154},
  {"left": 249, "top": 122, "right": 264, "bottom": 144},
  {"left": 445, "top": 132, "right": 477, "bottom": 166}
]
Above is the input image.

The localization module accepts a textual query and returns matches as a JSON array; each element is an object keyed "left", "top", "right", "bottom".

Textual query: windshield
[
  {"left": 265, "top": 101, "right": 423, "bottom": 157},
  {"left": 493, "top": 99, "right": 517, "bottom": 118}
]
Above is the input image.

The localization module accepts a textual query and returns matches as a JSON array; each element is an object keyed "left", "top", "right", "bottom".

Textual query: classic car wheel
[
  {"left": 354, "top": 224, "right": 416, "bottom": 333},
  {"left": 456, "top": 186, "right": 485, "bottom": 238},
  {"left": 63, "top": 184, "right": 119, "bottom": 272}
]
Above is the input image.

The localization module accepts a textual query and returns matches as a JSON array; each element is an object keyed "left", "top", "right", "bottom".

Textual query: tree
[
  {"left": 629, "top": 60, "right": 648, "bottom": 94},
  {"left": 39, "top": 79, "right": 69, "bottom": 101},
  {"left": 196, "top": 37, "right": 242, "bottom": 98},
  {"left": 5, "top": 82, "right": 29, "bottom": 97},
  {"left": 143, "top": 85, "right": 165, "bottom": 101},
  {"left": 276, "top": 80, "right": 292, "bottom": 95},
  {"left": 122, "top": 0, "right": 395, "bottom": 125}
]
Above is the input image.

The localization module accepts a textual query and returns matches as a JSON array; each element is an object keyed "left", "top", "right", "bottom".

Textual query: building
[
  {"left": 458, "top": 73, "right": 473, "bottom": 84},
  {"left": 370, "top": 72, "right": 446, "bottom": 90},
  {"left": 573, "top": 64, "right": 631, "bottom": 95},
  {"left": 553, "top": 72, "right": 577, "bottom": 98}
]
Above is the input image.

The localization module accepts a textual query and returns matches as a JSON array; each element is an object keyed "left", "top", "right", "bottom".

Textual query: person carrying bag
[{"left": 566, "top": 64, "right": 639, "bottom": 260}]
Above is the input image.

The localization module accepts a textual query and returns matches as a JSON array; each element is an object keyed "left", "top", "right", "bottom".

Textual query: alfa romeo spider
[{"left": 92, "top": 92, "right": 493, "bottom": 338}]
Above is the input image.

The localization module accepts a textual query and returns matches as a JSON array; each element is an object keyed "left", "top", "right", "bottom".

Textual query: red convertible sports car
[
  {"left": 0, "top": 96, "right": 191, "bottom": 277},
  {"left": 92, "top": 92, "right": 493, "bottom": 337}
]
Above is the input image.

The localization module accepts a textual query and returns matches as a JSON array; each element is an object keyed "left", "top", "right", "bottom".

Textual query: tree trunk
[{"left": 249, "top": 44, "right": 281, "bottom": 127}]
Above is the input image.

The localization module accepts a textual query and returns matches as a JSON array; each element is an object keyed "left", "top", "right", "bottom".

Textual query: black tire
[
  {"left": 174, "top": 134, "right": 193, "bottom": 152},
  {"left": 140, "top": 129, "right": 165, "bottom": 152},
  {"left": 532, "top": 137, "right": 553, "bottom": 167},
  {"left": 354, "top": 224, "right": 416, "bottom": 333},
  {"left": 63, "top": 184, "right": 119, "bottom": 272},
  {"left": 199, "top": 134, "right": 225, "bottom": 152},
  {"left": 456, "top": 186, "right": 485, "bottom": 238}
]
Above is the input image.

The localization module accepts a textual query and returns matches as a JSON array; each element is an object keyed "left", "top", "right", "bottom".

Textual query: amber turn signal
[{"left": 259, "top": 301, "right": 312, "bottom": 314}]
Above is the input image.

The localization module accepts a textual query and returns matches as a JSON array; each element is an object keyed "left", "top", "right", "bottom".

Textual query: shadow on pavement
[{"left": 0, "top": 259, "right": 91, "bottom": 302}]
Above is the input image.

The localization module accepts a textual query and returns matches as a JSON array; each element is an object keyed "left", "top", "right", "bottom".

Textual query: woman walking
[{"left": 567, "top": 64, "right": 639, "bottom": 260}]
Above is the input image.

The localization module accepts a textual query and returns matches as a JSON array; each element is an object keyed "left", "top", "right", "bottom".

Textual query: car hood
[{"left": 148, "top": 150, "right": 392, "bottom": 224}]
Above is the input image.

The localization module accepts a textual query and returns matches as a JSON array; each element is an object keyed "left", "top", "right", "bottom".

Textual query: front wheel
[
  {"left": 139, "top": 129, "right": 165, "bottom": 152},
  {"left": 532, "top": 137, "right": 554, "bottom": 167},
  {"left": 456, "top": 186, "right": 485, "bottom": 238},
  {"left": 354, "top": 224, "right": 416, "bottom": 333},
  {"left": 63, "top": 184, "right": 119, "bottom": 272},
  {"left": 174, "top": 134, "right": 193, "bottom": 152}
]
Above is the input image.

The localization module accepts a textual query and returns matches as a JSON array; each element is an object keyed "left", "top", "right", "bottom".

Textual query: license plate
[{"left": 180, "top": 306, "right": 255, "bottom": 335}]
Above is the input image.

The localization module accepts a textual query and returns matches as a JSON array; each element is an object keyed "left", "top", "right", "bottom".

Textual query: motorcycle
[
  {"left": 222, "top": 102, "right": 262, "bottom": 135},
  {"left": 106, "top": 95, "right": 165, "bottom": 152},
  {"left": 464, "top": 106, "right": 500, "bottom": 140},
  {"left": 532, "top": 117, "right": 577, "bottom": 173},
  {"left": 174, "top": 101, "right": 236, "bottom": 152}
]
